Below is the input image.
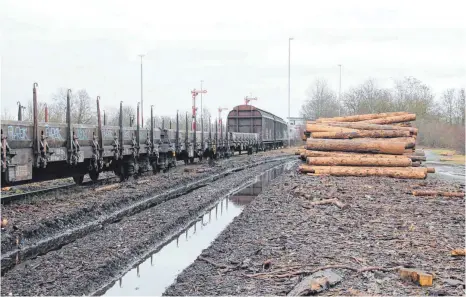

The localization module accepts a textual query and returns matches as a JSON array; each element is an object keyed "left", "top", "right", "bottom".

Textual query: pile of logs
[{"left": 297, "top": 112, "right": 435, "bottom": 179}]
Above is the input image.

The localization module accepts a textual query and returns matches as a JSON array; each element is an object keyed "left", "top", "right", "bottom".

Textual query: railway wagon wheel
[
  {"left": 89, "top": 171, "right": 99, "bottom": 182},
  {"left": 73, "top": 175, "right": 84, "bottom": 185}
]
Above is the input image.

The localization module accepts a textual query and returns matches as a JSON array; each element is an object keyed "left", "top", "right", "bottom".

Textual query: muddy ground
[
  {"left": 1, "top": 150, "right": 288, "bottom": 257},
  {"left": 165, "top": 166, "right": 465, "bottom": 296},
  {"left": 0, "top": 157, "right": 293, "bottom": 296}
]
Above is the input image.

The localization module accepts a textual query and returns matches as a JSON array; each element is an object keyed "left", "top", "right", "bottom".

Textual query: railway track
[
  {"left": 1, "top": 177, "right": 116, "bottom": 205},
  {"left": 1, "top": 155, "right": 294, "bottom": 276},
  {"left": 0, "top": 150, "right": 278, "bottom": 205}
]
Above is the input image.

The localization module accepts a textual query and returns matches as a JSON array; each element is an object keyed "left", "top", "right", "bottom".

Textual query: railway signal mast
[
  {"left": 191, "top": 88, "right": 207, "bottom": 152},
  {"left": 191, "top": 88, "right": 208, "bottom": 131}
]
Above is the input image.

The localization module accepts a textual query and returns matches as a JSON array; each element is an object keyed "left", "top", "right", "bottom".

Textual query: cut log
[
  {"left": 399, "top": 268, "right": 433, "bottom": 287},
  {"left": 316, "top": 112, "right": 409, "bottom": 123},
  {"left": 310, "top": 130, "right": 411, "bottom": 139},
  {"left": 426, "top": 167, "right": 435, "bottom": 173},
  {"left": 324, "top": 122, "right": 418, "bottom": 135},
  {"left": 306, "top": 139, "right": 406, "bottom": 155},
  {"left": 302, "top": 150, "right": 424, "bottom": 162},
  {"left": 356, "top": 137, "right": 416, "bottom": 149},
  {"left": 299, "top": 165, "right": 428, "bottom": 179},
  {"left": 412, "top": 190, "right": 464, "bottom": 197},
  {"left": 405, "top": 155, "right": 426, "bottom": 162},
  {"left": 307, "top": 156, "right": 412, "bottom": 167},
  {"left": 394, "top": 122, "right": 412, "bottom": 127},
  {"left": 306, "top": 124, "right": 357, "bottom": 133},
  {"left": 303, "top": 150, "right": 412, "bottom": 159},
  {"left": 361, "top": 114, "right": 416, "bottom": 124},
  {"left": 451, "top": 249, "right": 466, "bottom": 256}
]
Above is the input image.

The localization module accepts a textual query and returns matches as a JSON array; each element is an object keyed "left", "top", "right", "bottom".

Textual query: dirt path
[
  {"left": 0, "top": 157, "right": 293, "bottom": 296},
  {"left": 165, "top": 166, "right": 465, "bottom": 296}
]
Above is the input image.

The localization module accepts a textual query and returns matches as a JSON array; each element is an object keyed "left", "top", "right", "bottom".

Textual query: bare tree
[
  {"left": 25, "top": 101, "right": 47, "bottom": 122},
  {"left": 441, "top": 88, "right": 456, "bottom": 124},
  {"left": 392, "top": 77, "right": 435, "bottom": 119},
  {"left": 46, "top": 88, "right": 95, "bottom": 124},
  {"left": 107, "top": 105, "right": 136, "bottom": 127},
  {"left": 454, "top": 88, "right": 465, "bottom": 126},
  {"left": 343, "top": 79, "right": 394, "bottom": 115},
  {"left": 74, "top": 89, "right": 95, "bottom": 124},
  {"left": 300, "top": 79, "right": 339, "bottom": 120},
  {"left": 200, "top": 108, "right": 212, "bottom": 131},
  {"left": 1, "top": 108, "right": 15, "bottom": 121}
]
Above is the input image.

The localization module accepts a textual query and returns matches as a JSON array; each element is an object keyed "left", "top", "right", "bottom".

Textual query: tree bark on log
[
  {"left": 310, "top": 130, "right": 411, "bottom": 139},
  {"left": 303, "top": 150, "right": 414, "bottom": 159},
  {"left": 299, "top": 165, "right": 428, "bottom": 179},
  {"left": 412, "top": 190, "right": 464, "bottom": 197},
  {"left": 360, "top": 114, "right": 416, "bottom": 124},
  {"left": 324, "top": 122, "right": 418, "bottom": 135},
  {"left": 404, "top": 155, "right": 426, "bottom": 161},
  {"left": 394, "top": 122, "right": 412, "bottom": 127},
  {"left": 307, "top": 156, "right": 412, "bottom": 167},
  {"left": 316, "top": 112, "right": 409, "bottom": 123},
  {"left": 305, "top": 124, "right": 357, "bottom": 133},
  {"left": 357, "top": 137, "right": 416, "bottom": 149},
  {"left": 306, "top": 139, "right": 406, "bottom": 155}
]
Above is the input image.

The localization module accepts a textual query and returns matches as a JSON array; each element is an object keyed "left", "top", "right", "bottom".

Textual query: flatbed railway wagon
[
  {"left": 1, "top": 84, "right": 263, "bottom": 186},
  {"left": 227, "top": 105, "right": 287, "bottom": 153}
]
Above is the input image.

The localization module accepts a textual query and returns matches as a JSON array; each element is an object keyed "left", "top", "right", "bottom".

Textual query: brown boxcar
[{"left": 227, "top": 105, "right": 287, "bottom": 150}]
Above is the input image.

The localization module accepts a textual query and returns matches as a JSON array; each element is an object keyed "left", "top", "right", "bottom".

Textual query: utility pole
[
  {"left": 288, "top": 37, "right": 294, "bottom": 148},
  {"left": 338, "top": 64, "right": 342, "bottom": 116},
  {"left": 138, "top": 54, "right": 145, "bottom": 127}
]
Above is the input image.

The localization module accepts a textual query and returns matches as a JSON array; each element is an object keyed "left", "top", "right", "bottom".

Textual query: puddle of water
[
  {"left": 102, "top": 162, "right": 293, "bottom": 296},
  {"left": 424, "top": 150, "right": 465, "bottom": 183}
]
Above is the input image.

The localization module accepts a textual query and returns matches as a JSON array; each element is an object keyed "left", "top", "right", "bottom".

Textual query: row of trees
[{"left": 301, "top": 76, "right": 465, "bottom": 152}]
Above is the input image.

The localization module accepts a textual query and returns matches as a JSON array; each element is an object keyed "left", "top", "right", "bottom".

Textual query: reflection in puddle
[{"left": 103, "top": 162, "right": 293, "bottom": 296}]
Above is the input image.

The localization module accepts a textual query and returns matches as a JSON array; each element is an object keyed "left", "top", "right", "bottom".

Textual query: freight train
[
  {"left": 227, "top": 104, "right": 288, "bottom": 153},
  {"left": 1, "top": 84, "right": 288, "bottom": 186}
]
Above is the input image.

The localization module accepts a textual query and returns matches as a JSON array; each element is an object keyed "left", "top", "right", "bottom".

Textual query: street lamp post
[
  {"left": 338, "top": 64, "right": 342, "bottom": 116},
  {"left": 138, "top": 54, "right": 145, "bottom": 127},
  {"left": 201, "top": 80, "right": 204, "bottom": 149},
  {"left": 288, "top": 37, "right": 294, "bottom": 147}
]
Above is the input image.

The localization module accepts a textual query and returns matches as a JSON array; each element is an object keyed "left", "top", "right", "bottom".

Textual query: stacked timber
[{"left": 298, "top": 112, "right": 434, "bottom": 179}]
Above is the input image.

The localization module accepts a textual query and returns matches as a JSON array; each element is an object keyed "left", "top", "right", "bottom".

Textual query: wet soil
[
  {"left": 0, "top": 158, "right": 293, "bottom": 296},
  {"left": 0, "top": 151, "right": 288, "bottom": 257},
  {"left": 165, "top": 165, "right": 465, "bottom": 296},
  {"left": 103, "top": 164, "right": 292, "bottom": 296}
]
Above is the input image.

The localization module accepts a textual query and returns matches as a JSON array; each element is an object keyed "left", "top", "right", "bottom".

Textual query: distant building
[
  {"left": 287, "top": 117, "right": 306, "bottom": 141},
  {"left": 287, "top": 117, "right": 306, "bottom": 126}
]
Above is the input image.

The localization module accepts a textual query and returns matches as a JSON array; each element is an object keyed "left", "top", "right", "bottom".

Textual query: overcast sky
[{"left": 1, "top": 0, "right": 465, "bottom": 122}]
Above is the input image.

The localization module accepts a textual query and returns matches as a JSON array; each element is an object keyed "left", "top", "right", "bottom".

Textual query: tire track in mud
[
  {"left": 1, "top": 155, "right": 294, "bottom": 276},
  {"left": 1, "top": 158, "right": 296, "bottom": 296}
]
